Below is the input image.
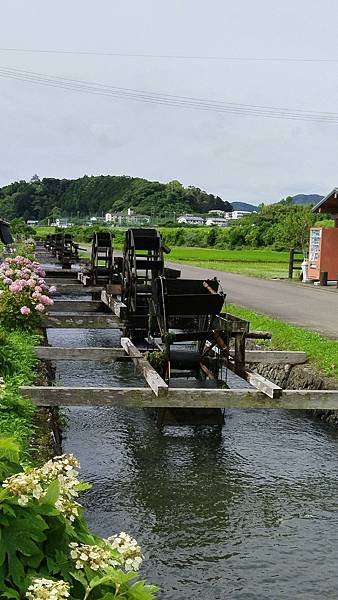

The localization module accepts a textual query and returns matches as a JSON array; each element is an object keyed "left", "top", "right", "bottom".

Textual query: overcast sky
[{"left": 1, "top": 0, "right": 338, "bottom": 205}]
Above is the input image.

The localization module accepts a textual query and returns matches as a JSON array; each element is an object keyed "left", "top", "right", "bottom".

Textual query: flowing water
[{"left": 47, "top": 327, "right": 338, "bottom": 599}]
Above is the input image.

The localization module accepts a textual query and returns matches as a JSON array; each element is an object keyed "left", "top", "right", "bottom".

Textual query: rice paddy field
[{"left": 167, "top": 247, "right": 291, "bottom": 279}]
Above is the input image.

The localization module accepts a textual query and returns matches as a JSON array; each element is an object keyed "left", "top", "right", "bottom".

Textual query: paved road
[{"left": 167, "top": 261, "right": 338, "bottom": 339}]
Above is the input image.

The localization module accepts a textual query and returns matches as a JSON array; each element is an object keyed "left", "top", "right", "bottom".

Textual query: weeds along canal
[{"left": 46, "top": 326, "right": 338, "bottom": 600}]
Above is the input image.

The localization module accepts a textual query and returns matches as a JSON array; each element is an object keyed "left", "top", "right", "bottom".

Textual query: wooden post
[
  {"left": 234, "top": 332, "right": 245, "bottom": 374},
  {"left": 319, "top": 271, "right": 328, "bottom": 286},
  {"left": 288, "top": 248, "right": 294, "bottom": 279}
]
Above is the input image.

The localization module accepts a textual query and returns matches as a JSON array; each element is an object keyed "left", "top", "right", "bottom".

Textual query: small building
[
  {"left": 26, "top": 219, "right": 39, "bottom": 226},
  {"left": 308, "top": 189, "right": 338, "bottom": 281},
  {"left": 177, "top": 214, "right": 204, "bottom": 225},
  {"left": 105, "top": 213, "right": 113, "bottom": 223},
  {"left": 205, "top": 217, "right": 229, "bottom": 227},
  {"left": 53, "top": 218, "right": 69, "bottom": 228},
  {"left": 224, "top": 210, "right": 252, "bottom": 220}
]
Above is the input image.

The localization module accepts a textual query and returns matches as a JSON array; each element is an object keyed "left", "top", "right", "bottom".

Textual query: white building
[
  {"left": 105, "top": 213, "right": 113, "bottom": 222},
  {"left": 224, "top": 210, "right": 252, "bottom": 220},
  {"left": 205, "top": 217, "right": 229, "bottom": 227},
  {"left": 177, "top": 214, "right": 204, "bottom": 225}
]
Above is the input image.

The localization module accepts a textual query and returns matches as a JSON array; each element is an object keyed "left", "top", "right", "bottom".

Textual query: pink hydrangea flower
[
  {"left": 40, "top": 294, "right": 54, "bottom": 306},
  {"left": 20, "top": 306, "right": 31, "bottom": 316},
  {"left": 9, "top": 282, "right": 23, "bottom": 293},
  {"left": 35, "top": 303, "right": 45, "bottom": 312},
  {"left": 49, "top": 285, "right": 57, "bottom": 293}
]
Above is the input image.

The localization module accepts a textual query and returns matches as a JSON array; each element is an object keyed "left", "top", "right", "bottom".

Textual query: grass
[
  {"left": 167, "top": 247, "right": 290, "bottom": 279},
  {"left": 34, "top": 226, "right": 56, "bottom": 237},
  {"left": 0, "top": 328, "right": 41, "bottom": 459},
  {"left": 227, "top": 304, "right": 338, "bottom": 378}
]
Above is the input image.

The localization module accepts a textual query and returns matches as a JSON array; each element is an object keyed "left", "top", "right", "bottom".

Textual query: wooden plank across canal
[{"left": 20, "top": 260, "right": 338, "bottom": 412}]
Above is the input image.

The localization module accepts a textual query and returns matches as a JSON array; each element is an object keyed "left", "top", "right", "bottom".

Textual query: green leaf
[
  {"left": 8, "top": 552, "right": 25, "bottom": 589},
  {"left": 0, "top": 437, "right": 21, "bottom": 464},
  {"left": 75, "top": 481, "right": 92, "bottom": 492},
  {"left": 69, "top": 570, "right": 88, "bottom": 588},
  {"left": 128, "top": 580, "right": 160, "bottom": 600},
  {"left": 16, "top": 536, "right": 41, "bottom": 557},
  {"left": 41, "top": 479, "right": 60, "bottom": 505},
  {"left": 0, "top": 588, "right": 20, "bottom": 599}
]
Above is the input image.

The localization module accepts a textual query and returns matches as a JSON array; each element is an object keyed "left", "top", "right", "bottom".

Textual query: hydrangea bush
[
  {"left": 0, "top": 256, "right": 56, "bottom": 330},
  {"left": 0, "top": 447, "right": 158, "bottom": 599}
]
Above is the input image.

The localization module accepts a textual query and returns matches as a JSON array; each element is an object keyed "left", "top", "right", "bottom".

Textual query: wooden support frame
[
  {"left": 101, "top": 290, "right": 127, "bottom": 320},
  {"left": 19, "top": 386, "right": 338, "bottom": 410},
  {"left": 50, "top": 284, "right": 104, "bottom": 294},
  {"left": 43, "top": 313, "right": 121, "bottom": 329},
  {"left": 50, "top": 300, "right": 103, "bottom": 313},
  {"left": 34, "top": 346, "right": 129, "bottom": 361},
  {"left": 121, "top": 337, "right": 168, "bottom": 397},
  {"left": 233, "top": 350, "right": 307, "bottom": 364},
  {"left": 226, "top": 357, "right": 282, "bottom": 399}
]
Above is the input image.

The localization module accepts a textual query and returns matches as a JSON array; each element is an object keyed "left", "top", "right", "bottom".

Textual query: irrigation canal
[{"left": 44, "top": 307, "right": 338, "bottom": 598}]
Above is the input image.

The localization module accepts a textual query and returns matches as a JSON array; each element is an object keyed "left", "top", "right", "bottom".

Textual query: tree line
[{"left": 0, "top": 175, "right": 232, "bottom": 221}]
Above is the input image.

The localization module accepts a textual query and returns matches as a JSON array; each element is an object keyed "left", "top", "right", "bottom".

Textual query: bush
[
  {"left": 0, "top": 256, "right": 55, "bottom": 331},
  {"left": 0, "top": 444, "right": 159, "bottom": 599}
]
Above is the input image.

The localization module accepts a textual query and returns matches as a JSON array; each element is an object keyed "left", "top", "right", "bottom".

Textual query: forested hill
[{"left": 0, "top": 175, "right": 232, "bottom": 220}]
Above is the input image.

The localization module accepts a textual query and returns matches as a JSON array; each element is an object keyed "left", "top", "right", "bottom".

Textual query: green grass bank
[
  {"left": 0, "top": 328, "right": 41, "bottom": 460},
  {"left": 227, "top": 304, "right": 338, "bottom": 378}
]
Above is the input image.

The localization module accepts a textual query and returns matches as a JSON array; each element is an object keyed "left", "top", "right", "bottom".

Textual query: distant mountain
[
  {"left": 230, "top": 201, "right": 258, "bottom": 212},
  {"left": 291, "top": 194, "right": 323, "bottom": 206}
]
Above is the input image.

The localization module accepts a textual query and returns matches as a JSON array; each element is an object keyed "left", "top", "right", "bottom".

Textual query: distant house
[
  {"left": 205, "top": 217, "right": 228, "bottom": 227},
  {"left": 177, "top": 214, "right": 204, "bottom": 225},
  {"left": 52, "top": 218, "right": 69, "bottom": 228},
  {"left": 224, "top": 210, "right": 252, "bottom": 220},
  {"left": 106, "top": 212, "right": 150, "bottom": 226},
  {"left": 26, "top": 220, "right": 38, "bottom": 226}
]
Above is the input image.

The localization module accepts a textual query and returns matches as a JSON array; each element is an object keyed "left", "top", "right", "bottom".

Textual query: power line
[
  {"left": 0, "top": 47, "right": 338, "bottom": 63},
  {"left": 0, "top": 65, "right": 337, "bottom": 124}
]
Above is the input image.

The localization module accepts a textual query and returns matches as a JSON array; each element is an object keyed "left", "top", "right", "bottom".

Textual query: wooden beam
[
  {"left": 45, "top": 279, "right": 79, "bottom": 287},
  {"left": 235, "top": 350, "right": 307, "bottom": 365},
  {"left": 121, "top": 337, "right": 168, "bottom": 397},
  {"left": 101, "top": 290, "right": 127, "bottom": 319},
  {"left": 50, "top": 284, "right": 104, "bottom": 294},
  {"left": 44, "top": 269, "right": 75, "bottom": 277},
  {"left": 238, "top": 368, "right": 282, "bottom": 399},
  {"left": 50, "top": 300, "right": 103, "bottom": 313},
  {"left": 34, "top": 346, "right": 128, "bottom": 361},
  {"left": 19, "top": 386, "right": 338, "bottom": 409},
  {"left": 42, "top": 313, "right": 121, "bottom": 329},
  {"left": 226, "top": 359, "right": 282, "bottom": 399}
]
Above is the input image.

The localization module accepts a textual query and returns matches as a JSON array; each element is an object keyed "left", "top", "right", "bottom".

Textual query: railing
[{"left": 288, "top": 249, "right": 303, "bottom": 279}]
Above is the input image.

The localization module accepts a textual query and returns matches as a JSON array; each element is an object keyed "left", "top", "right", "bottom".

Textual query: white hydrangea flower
[
  {"left": 3, "top": 454, "right": 81, "bottom": 521},
  {"left": 107, "top": 532, "right": 143, "bottom": 571},
  {"left": 69, "top": 542, "right": 115, "bottom": 572},
  {"left": 26, "top": 578, "right": 70, "bottom": 599}
]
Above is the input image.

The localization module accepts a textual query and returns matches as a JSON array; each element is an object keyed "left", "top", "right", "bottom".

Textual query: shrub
[
  {"left": 0, "top": 443, "right": 159, "bottom": 599},
  {"left": 0, "top": 256, "right": 55, "bottom": 330}
]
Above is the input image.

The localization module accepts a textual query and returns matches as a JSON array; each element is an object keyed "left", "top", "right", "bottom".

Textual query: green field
[
  {"left": 167, "top": 247, "right": 291, "bottom": 279},
  {"left": 34, "top": 227, "right": 292, "bottom": 278},
  {"left": 227, "top": 304, "right": 338, "bottom": 378}
]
